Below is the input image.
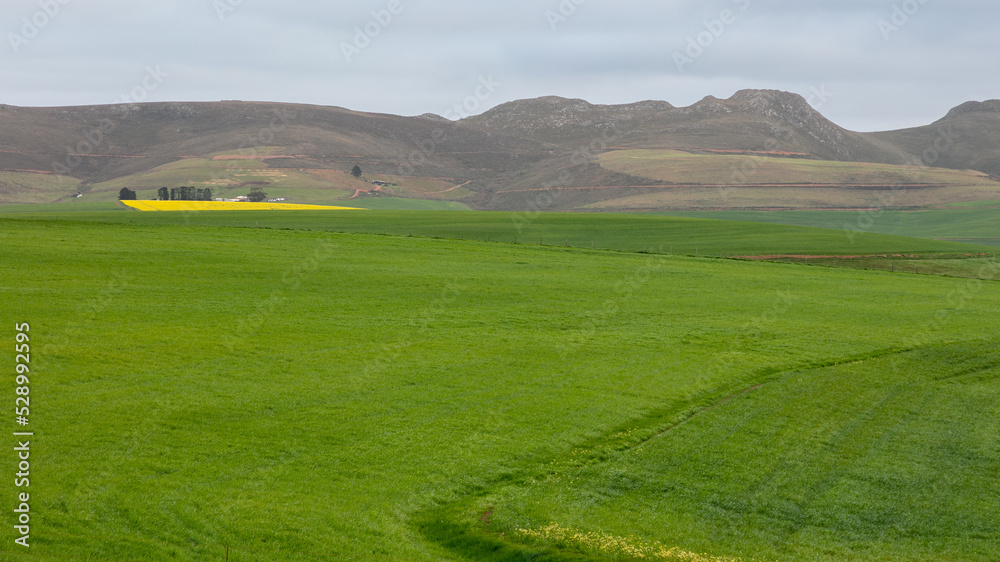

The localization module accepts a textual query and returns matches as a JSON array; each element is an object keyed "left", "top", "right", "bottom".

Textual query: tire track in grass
[
  {"left": 927, "top": 352, "right": 1000, "bottom": 383},
  {"left": 723, "top": 344, "right": 998, "bottom": 550},
  {"left": 734, "top": 375, "right": 933, "bottom": 545},
  {"left": 413, "top": 344, "right": 956, "bottom": 559},
  {"left": 629, "top": 345, "right": 930, "bottom": 453}
]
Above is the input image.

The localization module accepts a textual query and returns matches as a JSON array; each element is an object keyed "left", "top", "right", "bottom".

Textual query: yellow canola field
[{"left": 121, "top": 200, "right": 362, "bottom": 212}]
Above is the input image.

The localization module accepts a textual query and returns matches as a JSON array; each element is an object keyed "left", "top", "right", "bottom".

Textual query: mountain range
[{"left": 1, "top": 89, "right": 998, "bottom": 210}]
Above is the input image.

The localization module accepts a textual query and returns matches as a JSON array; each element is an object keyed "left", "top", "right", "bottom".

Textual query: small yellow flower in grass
[{"left": 514, "top": 522, "right": 740, "bottom": 561}]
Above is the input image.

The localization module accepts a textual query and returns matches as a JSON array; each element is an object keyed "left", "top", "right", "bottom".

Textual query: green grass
[
  {"left": 0, "top": 208, "right": 992, "bottom": 257},
  {"left": 656, "top": 209, "right": 1000, "bottom": 248},
  {"left": 466, "top": 341, "right": 1000, "bottom": 560},
  {"left": 345, "top": 198, "right": 472, "bottom": 211},
  {"left": 0, "top": 201, "right": 129, "bottom": 212},
  {"left": 2, "top": 216, "right": 1000, "bottom": 560},
  {"left": 747, "top": 256, "right": 1000, "bottom": 280}
]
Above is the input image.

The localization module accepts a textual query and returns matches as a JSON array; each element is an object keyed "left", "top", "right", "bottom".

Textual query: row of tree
[
  {"left": 118, "top": 187, "right": 216, "bottom": 201},
  {"left": 157, "top": 187, "right": 214, "bottom": 201}
]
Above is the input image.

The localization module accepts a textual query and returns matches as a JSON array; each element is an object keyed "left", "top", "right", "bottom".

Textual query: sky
[{"left": 2, "top": 0, "right": 997, "bottom": 132}]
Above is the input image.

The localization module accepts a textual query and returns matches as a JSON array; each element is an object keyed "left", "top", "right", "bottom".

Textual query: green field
[
  {"left": 0, "top": 204, "right": 990, "bottom": 257},
  {"left": 656, "top": 209, "right": 1000, "bottom": 247},
  {"left": 0, "top": 201, "right": 133, "bottom": 213},
  {"left": 347, "top": 198, "right": 472, "bottom": 211},
  {"left": 2, "top": 209, "right": 999, "bottom": 560},
  {"left": 461, "top": 340, "right": 1000, "bottom": 560}
]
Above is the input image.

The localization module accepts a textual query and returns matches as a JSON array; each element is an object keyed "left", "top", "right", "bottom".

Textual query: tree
[
  {"left": 351, "top": 165, "right": 362, "bottom": 178},
  {"left": 118, "top": 188, "right": 136, "bottom": 200},
  {"left": 247, "top": 186, "right": 268, "bottom": 203},
  {"left": 157, "top": 187, "right": 169, "bottom": 201},
  {"left": 166, "top": 186, "right": 205, "bottom": 201}
]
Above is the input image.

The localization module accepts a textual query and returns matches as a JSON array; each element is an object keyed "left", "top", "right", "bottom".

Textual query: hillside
[
  {"left": 463, "top": 90, "right": 908, "bottom": 163},
  {"left": 0, "top": 101, "right": 549, "bottom": 206},
  {"left": 1, "top": 92, "right": 1000, "bottom": 211},
  {"left": 871, "top": 100, "right": 1000, "bottom": 177}
]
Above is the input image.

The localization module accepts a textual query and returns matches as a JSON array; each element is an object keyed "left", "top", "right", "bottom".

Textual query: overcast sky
[{"left": 2, "top": 0, "right": 997, "bottom": 132}]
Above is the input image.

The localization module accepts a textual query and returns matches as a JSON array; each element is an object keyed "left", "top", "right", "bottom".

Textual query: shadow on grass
[{"left": 415, "top": 509, "right": 600, "bottom": 562}]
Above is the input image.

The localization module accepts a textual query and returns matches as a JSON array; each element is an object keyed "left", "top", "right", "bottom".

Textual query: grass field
[
  {"left": 656, "top": 209, "right": 1000, "bottom": 248},
  {"left": 0, "top": 205, "right": 991, "bottom": 257},
  {"left": 2, "top": 210, "right": 999, "bottom": 560},
  {"left": 346, "top": 198, "right": 472, "bottom": 211},
  {"left": 0, "top": 201, "right": 133, "bottom": 213},
  {"left": 734, "top": 256, "right": 1000, "bottom": 281},
  {"left": 456, "top": 340, "right": 1000, "bottom": 560}
]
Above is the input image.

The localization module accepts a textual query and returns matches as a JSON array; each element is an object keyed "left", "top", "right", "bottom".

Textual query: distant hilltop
[{"left": 1, "top": 90, "right": 998, "bottom": 211}]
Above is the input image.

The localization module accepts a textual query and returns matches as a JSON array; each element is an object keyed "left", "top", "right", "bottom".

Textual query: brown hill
[
  {"left": 463, "top": 89, "right": 910, "bottom": 164},
  {"left": 0, "top": 101, "right": 548, "bottom": 194},
  {"left": 1, "top": 92, "right": 999, "bottom": 210},
  {"left": 870, "top": 100, "right": 1000, "bottom": 178}
]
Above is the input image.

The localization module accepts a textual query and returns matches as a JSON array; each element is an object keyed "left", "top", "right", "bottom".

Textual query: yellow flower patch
[
  {"left": 121, "top": 200, "right": 362, "bottom": 212},
  {"left": 515, "top": 523, "right": 739, "bottom": 561}
]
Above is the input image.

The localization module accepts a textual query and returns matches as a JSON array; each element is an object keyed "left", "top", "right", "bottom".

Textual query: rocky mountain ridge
[{"left": 1, "top": 90, "right": 998, "bottom": 207}]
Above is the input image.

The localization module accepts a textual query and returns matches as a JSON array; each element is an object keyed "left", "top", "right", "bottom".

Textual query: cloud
[{"left": 1, "top": 0, "right": 997, "bottom": 131}]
